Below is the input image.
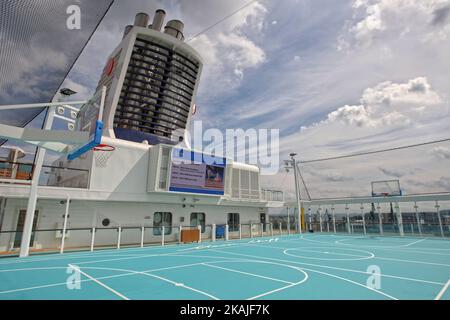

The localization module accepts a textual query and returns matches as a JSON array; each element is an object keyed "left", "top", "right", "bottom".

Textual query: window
[
  {"left": 102, "top": 218, "right": 110, "bottom": 227},
  {"left": 228, "top": 213, "right": 240, "bottom": 232},
  {"left": 153, "top": 212, "right": 172, "bottom": 235},
  {"left": 190, "top": 213, "right": 205, "bottom": 233}
]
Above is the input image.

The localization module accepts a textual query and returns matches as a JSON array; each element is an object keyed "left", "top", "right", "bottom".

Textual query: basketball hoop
[{"left": 93, "top": 144, "right": 115, "bottom": 168}]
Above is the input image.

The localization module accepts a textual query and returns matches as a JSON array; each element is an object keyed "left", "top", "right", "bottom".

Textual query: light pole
[{"left": 284, "top": 153, "right": 303, "bottom": 234}]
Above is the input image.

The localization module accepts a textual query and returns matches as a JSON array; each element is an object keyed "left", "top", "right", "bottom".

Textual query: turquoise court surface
[{"left": 0, "top": 234, "right": 449, "bottom": 300}]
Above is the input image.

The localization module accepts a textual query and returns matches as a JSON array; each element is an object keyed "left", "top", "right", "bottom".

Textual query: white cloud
[
  {"left": 188, "top": 1, "right": 267, "bottom": 98},
  {"left": 302, "top": 77, "right": 443, "bottom": 132},
  {"left": 430, "top": 146, "right": 450, "bottom": 159},
  {"left": 342, "top": 0, "right": 450, "bottom": 48}
]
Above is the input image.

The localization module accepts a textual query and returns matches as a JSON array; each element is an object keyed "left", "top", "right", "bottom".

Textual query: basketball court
[{"left": 0, "top": 234, "right": 449, "bottom": 300}]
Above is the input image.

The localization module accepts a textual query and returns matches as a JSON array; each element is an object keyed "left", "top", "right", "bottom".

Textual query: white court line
[
  {"left": 375, "top": 256, "right": 450, "bottom": 267},
  {"left": 67, "top": 264, "right": 129, "bottom": 300},
  {"left": 247, "top": 282, "right": 300, "bottom": 300},
  {"left": 284, "top": 236, "right": 450, "bottom": 256},
  {"left": 435, "top": 279, "right": 450, "bottom": 300},
  {"left": 208, "top": 249, "right": 397, "bottom": 300},
  {"left": 401, "top": 238, "right": 427, "bottom": 247},
  {"left": 202, "top": 263, "right": 294, "bottom": 285},
  {"left": 0, "top": 257, "right": 247, "bottom": 295},
  {"left": 206, "top": 244, "right": 445, "bottom": 286}
]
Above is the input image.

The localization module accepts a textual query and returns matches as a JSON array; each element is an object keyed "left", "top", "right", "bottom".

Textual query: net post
[
  {"left": 19, "top": 105, "right": 57, "bottom": 258},
  {"left": 117, "top": 226, "right": 122, "bottom": 249},
  {"left": 436, "top": 201, "right": 444, "bottom": 238},
  {"left": 162, "top": 226, "right": 165, "bottom": 246},
  {"left": 212, "top": 224, "right": 216, "bottom": 242},
  {"left": 140, "top": 226, "right": 145, "bottom": 248},
  {"left": 60, "top": 196, "right": 70, "bottom": 254},
  {"left": 197, "top": 225, "right": 202, "bottom": 243},
  {"left": 345, "top": 205, "right": 350, "bottom": 234},
  {"left": 414, "top": 202, "right": 422, "bottom": 236},
  {"left": 90, "top": 227, "right": 95, "bottom": 252},
  {"left": 377, "top": 204, "right": 384, "bottom": 235},
  {"left": 225, "top": 224, "right": 229, "bottom": 241}
]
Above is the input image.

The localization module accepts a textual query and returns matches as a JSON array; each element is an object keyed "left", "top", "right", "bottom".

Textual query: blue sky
[{"left": 3, "top": 0, "right": 450, "bottom": 198}]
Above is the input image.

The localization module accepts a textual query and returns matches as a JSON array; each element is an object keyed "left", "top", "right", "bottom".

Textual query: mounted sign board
[{"left": 169, "top": 148, "right": 226, "bottom": 195}]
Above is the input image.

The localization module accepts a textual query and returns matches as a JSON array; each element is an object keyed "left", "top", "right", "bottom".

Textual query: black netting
[{"left": 0, "top": 0, "right": 114, "bottom": 129}]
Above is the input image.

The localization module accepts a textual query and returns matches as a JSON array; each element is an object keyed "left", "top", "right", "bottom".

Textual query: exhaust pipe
[{"left": 150, "top": 9, "right": 166, "bottom": 31}]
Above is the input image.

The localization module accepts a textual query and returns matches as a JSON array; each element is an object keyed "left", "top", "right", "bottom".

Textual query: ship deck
[{"left": 0, "top": 234, "right": 449, "bottom": 300}]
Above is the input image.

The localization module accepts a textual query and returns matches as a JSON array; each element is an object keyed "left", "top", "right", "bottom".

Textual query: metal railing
[
  {"left": 0, "top": 160, "right": 90, "bottom": 189},
  {"left": 293, "top": 193, "right": 450, "bottom": 238},
  {"left": 0, "top": 221, "right": 285, "bottom": 257}
]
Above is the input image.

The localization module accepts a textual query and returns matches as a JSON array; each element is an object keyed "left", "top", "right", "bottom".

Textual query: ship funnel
[
  {"left": 123, "top": 25, "right": 133, "bottom": 39},
  {"left": 134, "top": 12, "right": 149, "bottom": 27},
  {"left": 164, "top": 20, "right": 185, "bottom": 41},
  {"left": 151, "top": 9, "right": 166, "bottom": 31}
]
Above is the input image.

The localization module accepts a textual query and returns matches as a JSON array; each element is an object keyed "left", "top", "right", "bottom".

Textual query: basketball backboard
[
  {"left": 0, "top": 86, "right": 106, "bottom": 161},
  {"left": 371, "top": 180, "right": 402, "bottom": 197}
]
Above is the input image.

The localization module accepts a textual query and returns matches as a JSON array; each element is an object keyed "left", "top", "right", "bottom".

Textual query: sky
[{"left": 3, "top": 0, "right": 450, "bottom": 199}]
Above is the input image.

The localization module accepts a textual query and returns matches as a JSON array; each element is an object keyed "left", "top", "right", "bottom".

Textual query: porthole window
[{"left": 102, "top": 218, "right": 110, "bottom": 227}]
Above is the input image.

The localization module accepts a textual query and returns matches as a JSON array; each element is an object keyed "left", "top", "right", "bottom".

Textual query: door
[
  {"left": 13, "top": 210, "right": 38, "bottom": 248},
  {"left": 260, "top": 213, "right": 266, "bottom": 232}
]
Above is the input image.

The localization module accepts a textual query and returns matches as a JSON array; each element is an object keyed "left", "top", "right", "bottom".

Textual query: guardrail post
[
  {"left": 225, "top": 224, "right": 229, "bottom": 241},
  {"left": 90, "top": 227, "right": 95, "bottom": 252},
  {"left": 361, "top": 204, "right": 367, "bottom": 235},
  {"left": 436, "top": 201, "right": 444, "bottom": 238},
  {"left": 250, "top": 223, "right": 253, "bottom": 238},
  {"left": 197, "top": 225, "right": 202, "bottom": 243},
  {"left": 60, "top": 196, "right": 70, "bottom": 254},
  {"left": 178, "top": 226, "right": 182, "bottom": 244},
  {"left": 331, "top": 207, "right": 336, "bottom": 234},
  {"left": 212, "top": 224, "right": 216, "bottom": 242},
  {"left": 414, "top": 202, "right": 422, "bottom": 236},
  {"left": 345, "top": 205, "right": 350, "bottom": 234},
  {"left": 239, "top": 224, "right": 242, "bottom": 240},
  {"left": 260, "top": 223, "right": 264, "bottom": 237},
  {"left": 318, "top": 207, "right": 323, "bottom": 233},
  {"left": 377, "top": 204, "right": 383, "bottom": 235},
  {"left": 162, "top": 226, "right": 165, "bottom": 246},
  {"left": 279, "top": 222, "right": 282, "bottom": 235},
  {"left": 395, "top": 203, "right": 404, "bottom": 237},
  {"left": 117, "top": 227, "right": 122, "bottom": 249},
  {"left": 140, "top": 226, "right": 145, "bottom": 248},
  {"left": 270, "top": 223, "right": 274, "bottom": 237},
  {"left": 286, "top": 207, "right": 291, "bottom": 235}
]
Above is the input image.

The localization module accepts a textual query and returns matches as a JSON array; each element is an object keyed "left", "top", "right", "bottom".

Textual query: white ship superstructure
[{"left": 0, "top": 10, "right": 284, "bottom": 255}]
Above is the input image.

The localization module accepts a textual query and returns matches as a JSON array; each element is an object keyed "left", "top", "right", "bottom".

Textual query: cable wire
[
  {"left": 299, "top": 137, "right": 450, "bottom": 164},
  {"left": 186, "top": 0, "right": 259, "bottom": 42}
]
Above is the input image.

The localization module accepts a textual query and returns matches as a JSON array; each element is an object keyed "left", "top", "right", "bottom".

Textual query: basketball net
[{"left": 93, "top": 144, "right": 115, "bottom": 168}]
